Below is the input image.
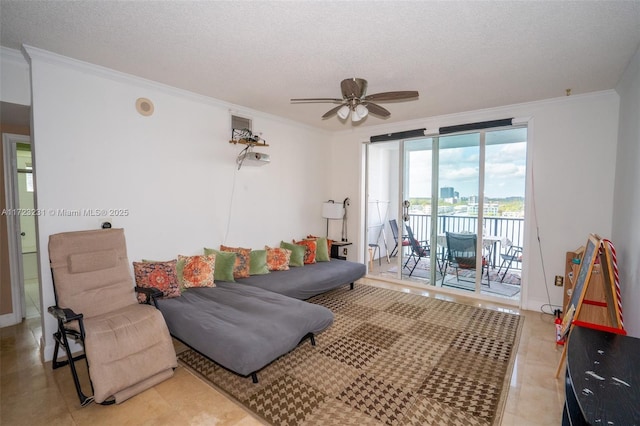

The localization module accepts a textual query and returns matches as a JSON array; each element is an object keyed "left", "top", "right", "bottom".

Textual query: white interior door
[{"left": 1, "top": 133, "right": 36, "bottom": 326}]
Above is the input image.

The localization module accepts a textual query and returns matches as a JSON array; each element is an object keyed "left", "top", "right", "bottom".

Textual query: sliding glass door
[
  {"left": 401, "top": 138, "right": 436, "bottom": 284},
  {"left": 365, "top": 125, "right": 527, "bottom": 302},
  {"left": 435, "top": 133, "right": 481, "bottom": 292}
]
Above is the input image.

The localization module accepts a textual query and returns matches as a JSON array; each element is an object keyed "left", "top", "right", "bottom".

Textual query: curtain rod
[
  {"left": 439, "top": 118, "right": 513, "bottom": 135},
  {"left": 369, "top": 118, "right": 514, "bottom": 142},
  {"left": 370, "top": 128, "right": 426, "bottom": 143}
]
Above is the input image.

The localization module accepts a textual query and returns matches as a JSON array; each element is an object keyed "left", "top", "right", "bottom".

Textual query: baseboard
[
  {"left": 523, "top": 296, "right": 558, "bottom": 314},
  {"left": 0, "top": 312, "right": 20, "bottom": 328}
]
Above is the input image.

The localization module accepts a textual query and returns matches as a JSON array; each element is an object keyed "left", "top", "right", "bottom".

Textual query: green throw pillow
[
  {"left": 280, "top": 241, "right": 305, "bottom": 267},
  {"left": 204, "top": 247, "right": 236, "bottom": 282},
  {"left": 314, "top": 237, "right": 330, "bottom": 262},
  {"left": 249, "top": 249, "right": 270, "bottom": 275}
]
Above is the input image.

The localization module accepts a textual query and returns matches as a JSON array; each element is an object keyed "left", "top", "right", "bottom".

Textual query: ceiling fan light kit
[
  {"left": 291, "top": 77, "right": 418, "bottom": 123},
  {"left": 337, "top": 105, "right": 350, "bottom": 120},
  {"left": 354, "top": 104, "right": 369, "bottom": 121}
]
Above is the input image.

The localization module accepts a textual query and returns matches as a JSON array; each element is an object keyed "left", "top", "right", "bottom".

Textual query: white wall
[
  {"left": 0, "top": 47, "right": 31, "bottom": 105},
  {"left": 613, "top": 46, "right": 640, "bottom": 338},
  {"left": 7, "top": 43, "right": 634, "bottom": 351},
  {"left": 366, "top": 143, "right": 398, "bottom": 258},
  {"left": 24, "top": 47, "right": 333, "bottom": 360},
  {"left": 329, "top": 91, "right": 620, "bottom": 313}
]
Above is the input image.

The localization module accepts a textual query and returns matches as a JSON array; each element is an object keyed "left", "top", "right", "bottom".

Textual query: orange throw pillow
[
  {"left": 294, "top": 239, "right": 317, "bottom": 264},
  {"left": 220, "top": 245, "right": 251, "bottom": 279},
  {"left": 265, "top": 246, "right": 291, "bottom": 271}
]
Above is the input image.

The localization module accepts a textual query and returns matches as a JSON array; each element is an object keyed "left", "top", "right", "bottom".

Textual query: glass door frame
[
  {"left": 364, "top": 124, "right": 527, "bottom": 301},
  {"left": 433, "top": 131, "right": 486, "bottom": 292}
]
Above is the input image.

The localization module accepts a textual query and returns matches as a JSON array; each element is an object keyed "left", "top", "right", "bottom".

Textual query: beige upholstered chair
[{"left": 48, "top": 228, "right": 176, "bottom": 406}]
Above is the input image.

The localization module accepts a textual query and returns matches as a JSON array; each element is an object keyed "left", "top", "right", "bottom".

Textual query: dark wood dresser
[{"left": 563, "top": 325, "right": 640, "bottom": 425}]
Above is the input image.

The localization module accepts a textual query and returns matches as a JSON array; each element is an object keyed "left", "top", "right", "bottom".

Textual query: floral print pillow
[
  {"left": 133, "top": 260, "right": 181, "bottom": 300},
  {"left": 177, "top": 254, "right": 216, "bottom": 288},
  {"left": 220, "top": 245, "right": 251, "bottom": 279},
  {"left": 294, "top": 239, "right": 317, "bottom": 264},
  {"left": 265, "top": 246, "right": 291, "bottom": 271}
]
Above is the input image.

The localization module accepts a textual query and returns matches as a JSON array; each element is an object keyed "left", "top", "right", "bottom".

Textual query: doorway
[
  {"left": 365, "top": 126, "right": 527, "bottom": 303},
  {"left": 2, "top": 133, "right": 39, "bottom": 324}
]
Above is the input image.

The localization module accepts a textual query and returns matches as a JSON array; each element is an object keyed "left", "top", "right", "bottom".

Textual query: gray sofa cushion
[
  {"left": 232, "top": 259, "right": 366, "bottom": 299},
  {"left": 157, "top": 282, "right": 333, "bottom": 376}
]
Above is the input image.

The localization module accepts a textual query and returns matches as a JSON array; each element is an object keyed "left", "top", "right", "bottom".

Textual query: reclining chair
[{"left": 48, "top": 228, "right": 177, "bottom": 406}]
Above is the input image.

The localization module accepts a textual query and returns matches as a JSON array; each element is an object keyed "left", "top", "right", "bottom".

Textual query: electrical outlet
[
  {"left": 554, "top": 275, "right": 564, "bottom": 286},
  {"left": 342, "top": 248, "right": 348, "bottom": 257}
]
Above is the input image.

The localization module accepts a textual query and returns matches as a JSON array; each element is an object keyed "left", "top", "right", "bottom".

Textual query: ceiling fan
[{"left": 291, "top": 78, "right": 419, "bottom": 122}]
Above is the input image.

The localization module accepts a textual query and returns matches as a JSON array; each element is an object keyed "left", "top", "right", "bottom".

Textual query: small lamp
[{"left": 322, "top": 200, "right": 343, "bottom": 237}]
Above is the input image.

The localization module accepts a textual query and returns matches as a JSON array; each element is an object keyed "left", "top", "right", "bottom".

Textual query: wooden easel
[{"left": 555, "top": 234, "right": 625, "bottom": 378}]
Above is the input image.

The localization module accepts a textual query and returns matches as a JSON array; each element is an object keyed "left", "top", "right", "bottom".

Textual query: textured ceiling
[{"left": 1, "top": 1, "right": 639, "bottom": 131}]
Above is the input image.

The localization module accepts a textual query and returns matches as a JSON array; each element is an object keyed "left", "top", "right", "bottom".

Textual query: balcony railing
[{"left": 404, "top": 214, "right": 524, "bottom": 271}]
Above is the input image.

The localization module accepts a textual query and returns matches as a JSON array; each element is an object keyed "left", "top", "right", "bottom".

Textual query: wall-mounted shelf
[
  {"left": 229, "top": 139, "right": 269, "bottom": 147},
  {"left": 229, "top": 128, "right": 268, "bottom": 147}
]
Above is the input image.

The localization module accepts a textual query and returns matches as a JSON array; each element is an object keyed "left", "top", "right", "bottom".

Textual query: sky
[{"left": 408, "top": 141, "right": 527, "bottom": 199}]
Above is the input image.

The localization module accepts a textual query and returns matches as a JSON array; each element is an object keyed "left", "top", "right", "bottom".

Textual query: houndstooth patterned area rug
[{"left": 177, "top": 284, "right": 523, "bottom": 425}]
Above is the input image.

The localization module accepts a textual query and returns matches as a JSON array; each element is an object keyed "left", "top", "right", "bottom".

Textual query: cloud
[{"left": 407, "top": 141, "right": 526, "bottom": 198}]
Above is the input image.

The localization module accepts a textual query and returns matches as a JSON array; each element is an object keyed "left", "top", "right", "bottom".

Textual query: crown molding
[
  {"left": 20, "top": 45, "right": 330, "bottom": 135},
  {"left": 1, "top": 46, "right": 29, "bottom": 67},
  {"left": 335, "top": 89, "right": 618, "bottom": 140}
]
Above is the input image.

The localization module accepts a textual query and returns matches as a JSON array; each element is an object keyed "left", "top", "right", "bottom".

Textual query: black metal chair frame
[
  {"left": 442, "top": 232, "right": 488, "bottom": 286},
  {"left": 403, "top": 224, "right": 431, "bottom": 276},
  {"left": 48, "top": 279, "right": 163, "bottom": 407},
  {"left": 497, "top": 242, "right": 523, "bottom": 282},
  {"left": 389, "top": 219, "right": 409, "bottom": 258}
]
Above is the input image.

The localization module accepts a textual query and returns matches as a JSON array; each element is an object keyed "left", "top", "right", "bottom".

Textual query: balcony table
[{"left": 437, "top": 233, "right": 502, "bottom": 268}]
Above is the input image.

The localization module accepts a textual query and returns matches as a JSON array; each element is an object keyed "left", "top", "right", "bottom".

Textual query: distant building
[
  {"left": 440, "top": 187, "right": 458, "bottom": 203},
  {"left": 502, "top": 211, "right": 524, "bottom": 218},
  {"left": 467, "top": 202, "right": 500, "bottom": 216},
  {"left": 440, "top": 187, "right": 454, "bottom": 198}
]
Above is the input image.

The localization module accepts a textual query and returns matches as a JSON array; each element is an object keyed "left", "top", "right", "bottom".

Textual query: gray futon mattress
[
  {"left": 156, "top": 281, "right": 334, "bottom": 377},
  {"left": 232, "top": 259, "right": 366, "bottom": 299}
]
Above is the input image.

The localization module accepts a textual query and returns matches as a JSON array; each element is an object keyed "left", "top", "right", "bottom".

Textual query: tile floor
[
  {"left": 24, "top": 278, "right": 41, "bottom": 319},
  {"left": 0, "top": 277, "right": 565, "bottom": 425},
  {"left": 368, "top": 254, "right": 523, "bottom": 302}
]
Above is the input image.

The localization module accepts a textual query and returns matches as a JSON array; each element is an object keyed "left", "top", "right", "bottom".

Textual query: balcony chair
[
  {"left": 403, "top": 224, "right": 431, "bottom": 276},
  {"left": 389, "top": 219, "right": 410, "bottom": 257},
  {"left": 442, "top": 232, "right": 488, "bottom": 286},
  {"left": 368, "top": 224, "right": 383, "bottom": 267},
  {"left": 497, "top": 238, "right": 523, "bottom": 283},
  {"left": 368, "top": 242, "right": 381, "bottom": 266},
  {"left": 48, "top": 228, "right": 177, "bottom": 406}
]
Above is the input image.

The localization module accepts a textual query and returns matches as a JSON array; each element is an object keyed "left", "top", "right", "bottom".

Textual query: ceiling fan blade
[
  {"left": 363, "top": 91, "right": 419, "bottom": 102},
  {"left": 322, "top": 104, "right": 346, "bottom": 119},
  {"left": 291, "top": 98, "right": 343, "bottom": 103},
  {"left": 363, "top": 102, "right": 390, "bottom": 118},
  {"left": 341, "top": 78, "right": 367, "bottom": 99}
]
